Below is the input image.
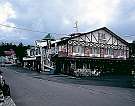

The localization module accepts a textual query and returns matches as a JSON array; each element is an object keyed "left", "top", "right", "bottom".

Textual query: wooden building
[
  {"left": 52, "top": 27, "right": 130, "bottom": 76},
  {"left": 23, "top": 27, "right": 131, "bottom": 76}
]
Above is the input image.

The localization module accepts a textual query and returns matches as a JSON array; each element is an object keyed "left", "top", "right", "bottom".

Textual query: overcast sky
[{"left": 0, "top": 0, "right": 135, "bottom": 45}]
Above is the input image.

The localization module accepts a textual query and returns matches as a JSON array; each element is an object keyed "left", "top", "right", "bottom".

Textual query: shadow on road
[{"left": 2, "top": 66, "right": 134, "bottom": 89}]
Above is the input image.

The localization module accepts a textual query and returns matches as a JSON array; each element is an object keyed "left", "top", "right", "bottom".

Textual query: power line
[
  {"left": 0, "top": 24, "right": 68, "bottom": 35},
  {"left": 0, "top": 23, "right": 135, "bottom": 38}
]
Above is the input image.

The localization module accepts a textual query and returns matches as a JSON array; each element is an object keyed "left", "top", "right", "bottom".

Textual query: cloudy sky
[{"left": 0, "top": 0, "right": 135, "bottom": 45}]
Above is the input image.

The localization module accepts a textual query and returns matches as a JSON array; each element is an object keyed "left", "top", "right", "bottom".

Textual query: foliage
[{"left": 0, "top": 42, "right": 30, "bottom": 63}]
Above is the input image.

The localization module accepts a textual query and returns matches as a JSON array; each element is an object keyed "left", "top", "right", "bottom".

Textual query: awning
[{"left": 23, "top": 57, "right": 36, "bottom": 61}]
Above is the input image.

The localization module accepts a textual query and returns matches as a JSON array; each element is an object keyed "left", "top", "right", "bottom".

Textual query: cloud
[
  {"left": 0, "top": 1, "right": 16, "bottom": 32},
  {"left": 12, "top": 0, "right": 121, "bottom": 32},
  {"left": 75, "top": 0, "right": 120, "bottom": 27},
  {"left": 0, "top": 0, "right": 135, "bottom": 44}
]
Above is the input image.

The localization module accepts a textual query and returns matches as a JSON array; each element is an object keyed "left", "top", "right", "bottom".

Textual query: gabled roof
[
  {"left": 58, "top": 27, "right": 129, "bottom": 45},
  {"left": 100, "top": 27, "right": 128, "bottom": 45}
]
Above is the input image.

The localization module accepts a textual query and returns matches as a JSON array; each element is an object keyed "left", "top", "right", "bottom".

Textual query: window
[
  {"left": 92, "top": 48, "right": 99, "bottom": 54},
  {"left": 89, "top": 48, "right": 92, "bottom": 54},
  {"left": 36, "top": 49, "right": 38, "bottom": 55},
  {"left": 95, "top": 48, "right": 100, "bottom": 54},
  {"left": 61, "top": 45, "right": 67, "bottom": 52},
  {"left": 68, "top": 45, "right": 72, "bottom": 53},
  {"left": 99, "top": 33, "right": 106, "bottom": 39},
  {"left": 81, "top": 47, "right": 84, "bottom": 54},
  {"left": 75, "top": 46, "right": 79, "bottom": 53},
  {"left": 120, "top": 50, "right": 124, "bottom": 56},
  {"left": 84, "top": 47, "right": 90, "bottom": 56},
  {"left": 104, "top": 48, "right": 108, "bottom": 55},
  {"left": 109, "top": 48, "right": 113, "bottom": 55},
  {"left": 74, "top": 46, "right": 83, "bottom": 53},
  {"left": 30, "top": 50, "right": 34, "bottom": 56},
  {"left": 38, "top": 48, "right": 41, "bottom": 54}
]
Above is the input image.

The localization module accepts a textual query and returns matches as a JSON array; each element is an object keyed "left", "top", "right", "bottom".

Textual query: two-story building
[
  {"left": 23, "top": 46, "right": 41, "bottom": 72},
  {"left": 23, "top": 27, "right": 130, "bottom": 76},
  {"left": 23, "top": 34, "right": 56, "bottom": 72}
]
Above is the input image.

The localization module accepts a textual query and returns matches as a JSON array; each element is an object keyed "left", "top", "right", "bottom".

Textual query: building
[
  {"left": 23, "top": 27, "right": 130, "bottom": 76},
  {"left": 23, "top": 46, "right": 41, "bottom": 72},
  {"left": 3, "top": 49, "right": 17, "bottom": 64},
  {"left": 23, "top": 34, "right": 56, "bottom": 72}
]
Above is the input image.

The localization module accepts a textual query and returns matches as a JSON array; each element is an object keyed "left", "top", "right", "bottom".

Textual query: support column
[
  {"left": 23, "top": 61, "right": 26, "bottom": 68},
  {"left": 33, "top": 61, "right": 34, "bottom": 70},
  {"left": 40, "top": 47, "right": 44, "bottom": 71}
]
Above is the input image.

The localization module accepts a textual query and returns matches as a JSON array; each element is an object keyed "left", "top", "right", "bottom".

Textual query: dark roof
[
  {"left": 58, "top": 27, "right": 129, "bottom": 45},
  {"left": 42, "top": 33, "right": 55, "bottom": 41},
  {"left": 4, "top": 50, "right": 16, "bottom": 56}
]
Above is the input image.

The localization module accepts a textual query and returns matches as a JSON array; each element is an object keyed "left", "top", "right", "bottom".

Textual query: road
[{"left": 1, "top": 66, "right": 135, "bottom": 106}]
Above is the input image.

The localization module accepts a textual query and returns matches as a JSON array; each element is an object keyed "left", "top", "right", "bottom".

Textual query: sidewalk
[{"left": 3, "top": 96, "right": 16, "bottom": 106}]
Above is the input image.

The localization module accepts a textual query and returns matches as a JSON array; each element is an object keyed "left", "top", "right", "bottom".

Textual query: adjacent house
[
  {"left": 3, "top": 49, "right": 17, "bottom": 64},
  {"left": 23, "top": 34, "right": 56, "bottom": 72}
]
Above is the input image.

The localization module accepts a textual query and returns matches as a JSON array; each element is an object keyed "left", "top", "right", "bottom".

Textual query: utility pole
[{"left": 73, "top": 21, "right": 79, "bottom": 33}]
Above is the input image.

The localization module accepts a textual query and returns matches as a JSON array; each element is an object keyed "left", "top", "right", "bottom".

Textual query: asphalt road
[{"left": 1, "top": 67, "right": 135, "bottom": 106}]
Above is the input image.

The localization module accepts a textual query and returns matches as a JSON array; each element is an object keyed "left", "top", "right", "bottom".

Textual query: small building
[
  {"left": 3, "top": 49, "right": 17, "bottom": 64},
  {"left": 23, "top": 46, "right": 41, "bottom": 72},
  {"left": 23, "top": 34, "right": 55, "bottom": 72}
]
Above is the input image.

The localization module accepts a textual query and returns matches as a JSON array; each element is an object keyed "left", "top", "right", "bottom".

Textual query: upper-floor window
[
  {"left": 38, "top": 48, "right": 41, "bottom": 54},
  {"left": 59, "top": 45, "right": 67, "bottom": 52},
  {"left": 109, "top": 48, "right": 113, "bottom": 55},
  {"left": 75, "top": 46, "right": 79, "bottom": 53},
  {"left": 92, "top": 48, "right": 99, "bottom": 54},
  {"left": 35, "top": 47, "right": 40, "bottom": 55},
  {"left": 104, "top": 48, "right": 113, "bottom": 55},
  {"left": 73, "top": 46, "right": 84, "bottom": 54},
  {"left": 120, "top": 50, "right": 124, "bottom": 56},
  {"left": 68, "top": 45, "right": 72, "bottom": 54},
  {"left": 98, "top": 33, "right": 106, "bottom": 43},
  {"left": 30, "top": 50, "right": 34, "bottom": 56},
  {"left": 36, "top": 49, "right": 38, "bottom": 55}
]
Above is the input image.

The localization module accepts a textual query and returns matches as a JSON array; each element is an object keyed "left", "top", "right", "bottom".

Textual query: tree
[
  {"left": 0, "top": 42, "right": 30, "bottom": 63},
  {"left": 15, "top": 43, "right": 30, "bottom": 63}
]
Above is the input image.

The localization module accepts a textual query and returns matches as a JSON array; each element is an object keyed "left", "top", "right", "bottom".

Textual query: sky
[{"left": 0, "top": 0, "right": 135, "bottom": 45}]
